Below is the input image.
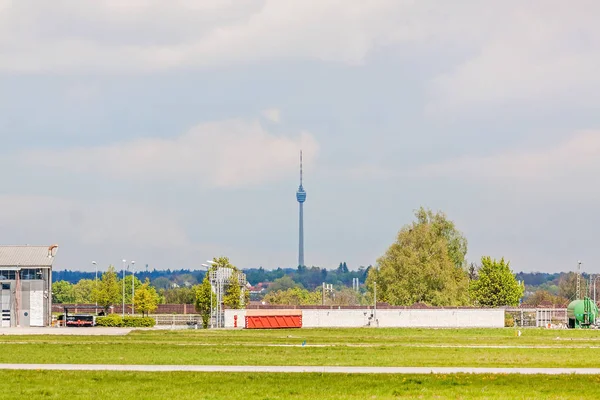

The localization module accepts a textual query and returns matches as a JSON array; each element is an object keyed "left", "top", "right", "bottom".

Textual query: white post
[
  {"left": 122, "top": 260, "right": 126, "bottom": 318},
  {"left": 373, "top": 281, "right": 377, "bottom": 322},
  {"left": 131, "top": 262, "right": 135, "bottom": 315},
  {"left": 92, "top": 261, "right": 97, "bottom": 310}
]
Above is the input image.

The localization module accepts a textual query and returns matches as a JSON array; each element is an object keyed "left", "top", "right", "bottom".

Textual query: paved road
[{"left": 2, "top": 364, "right": 600, "bottom": 374}]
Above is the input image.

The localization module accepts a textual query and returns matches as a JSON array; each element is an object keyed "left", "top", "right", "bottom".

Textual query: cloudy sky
[{"left": 1, "top": 0, "right": 599, "bottom": 273}]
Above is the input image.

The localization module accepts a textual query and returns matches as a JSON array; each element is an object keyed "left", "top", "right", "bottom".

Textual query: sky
[{"left": 1, "top": 0, "right": 600, "bottom": 273}]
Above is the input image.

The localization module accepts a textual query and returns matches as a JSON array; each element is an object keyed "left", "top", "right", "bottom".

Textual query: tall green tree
[
  {"left": 224, "top": 271, "right": 242, "bottom": 309},
  {"left": 122, "top": 275, "right": 143, "bottom": 304},
  {"left": 72, "top": 279, "right": 95, "bottom": 304},
  {"left": 94, "top": 265, "right": 121, "bottom": 312},
  {"left": 366, "top": 207, "right": 470, "bottom": 306},
  {"left": 469, "top": 256, "right": 524, "bottom": 307},
  {"left": 194, "top": 276, "right": 215, "bottom": 328},
  {"left": 558, "top": 272, "right": 578, "bottom": 301},
  {"left": 52, "top": 281, "right": 75, "bottom": 303},
  {"left": 133, "top": 279, "right": 159, "bottom": 316}
]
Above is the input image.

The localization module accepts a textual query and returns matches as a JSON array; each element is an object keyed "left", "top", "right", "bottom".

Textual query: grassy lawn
[
  {"left": 1, "top": 328, "right": 600, "bottom": 367},
  {"left": 3, "top": 371, "right": 600, "bottom": 400}
]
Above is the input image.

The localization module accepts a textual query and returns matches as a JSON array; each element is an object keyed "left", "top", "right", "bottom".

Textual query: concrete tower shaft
[{"left": 297, "top": 151, "right": 306, "bottom": 267}]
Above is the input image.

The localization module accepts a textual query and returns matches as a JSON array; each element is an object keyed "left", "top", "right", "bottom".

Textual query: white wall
[
  {"left": 224, "top": 309, "right": 504, "bottom": 328},
  {"left": 224, "top": 309, "right": 246, "bottom": 328}
]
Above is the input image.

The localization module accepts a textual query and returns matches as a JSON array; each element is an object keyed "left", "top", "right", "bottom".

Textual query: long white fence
[{"left": 223, "top": 308, "right": 504, "bottom": 329}]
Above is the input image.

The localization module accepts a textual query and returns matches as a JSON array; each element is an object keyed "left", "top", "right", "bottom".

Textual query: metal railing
[
  {"left": 504, "top": 308, "right": 567, "bottom": 327},
  {"left": 151, "top": 313, "right": 224, "bottom": 327}
]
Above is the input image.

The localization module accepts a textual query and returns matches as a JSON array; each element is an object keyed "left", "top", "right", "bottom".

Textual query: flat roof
[{"left": 0, "top": 245, "right": 58, "bottom": 267}]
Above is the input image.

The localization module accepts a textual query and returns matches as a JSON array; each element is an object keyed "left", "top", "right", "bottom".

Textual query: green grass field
[
  {"left": 4, "top": 328, "right": 600, "bottom": 399},
  {"left": 3, "top": 371, "right": 600, "bottom": 400},
  {"left": 1, "top": 328, "right": 600, "bottom": 367}
]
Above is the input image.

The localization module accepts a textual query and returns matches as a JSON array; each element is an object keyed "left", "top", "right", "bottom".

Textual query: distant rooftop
[{"left": 0, "top": 245, "right": 58, "bottom": 267}]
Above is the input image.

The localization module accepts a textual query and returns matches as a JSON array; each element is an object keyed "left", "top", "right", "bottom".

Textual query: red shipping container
[{"left": 245, "top": 309, "right": 302, "bottom": 329}]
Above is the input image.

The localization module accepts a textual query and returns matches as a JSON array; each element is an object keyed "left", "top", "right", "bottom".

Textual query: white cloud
[
  {"left": 0, "top": 195, "right": 190, "bottom": 250},
  {"left": 262, "top": 108, "right": 281, "bottom": 123},
  {"left": 0, "top": 1, "right": 496, "bottom": 73},
  {"left": 20, "top": 118, "right": 319, "bottom": 187},
  {"left": 428, "top": 2, "right": 600, "bottom": 112},
  {"left": 414, "top": 130, "right": 600, "bottom": 182}
]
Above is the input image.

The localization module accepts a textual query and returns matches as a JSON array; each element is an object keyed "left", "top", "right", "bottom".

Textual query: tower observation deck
[{"left": 297, "top": 151, "right": 306, "bottom": 267}]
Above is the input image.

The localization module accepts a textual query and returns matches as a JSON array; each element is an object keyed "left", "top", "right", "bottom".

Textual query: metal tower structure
[
  {"left": 296, "top": 150, "right": 307, "bottom": 267},
  {"left": 577, "top": 261, "right": 582, "bottom": 300}
]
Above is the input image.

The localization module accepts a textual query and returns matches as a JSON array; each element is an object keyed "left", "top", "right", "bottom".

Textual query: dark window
[
  {"left": 1, "top": 283, "right": 9, "bottom": 290},
  {"left": 20, "top": 269, "right": 43, "bottom": 280},
  {"left": 0, "top": 271, "right": 16, "bottom": 280}
]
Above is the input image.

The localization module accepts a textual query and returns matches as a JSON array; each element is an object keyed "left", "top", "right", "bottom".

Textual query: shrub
[
  {"left": 122, "top": 316, "right": 156, "bottom": 327},
  {"left": 96, "top": 315, "right": 155, "bottom": 327},
  {"left": 504, "top": 312, "right": 515, "bottom": 327},
  {"left": 96, "top": 314, "right": 123, "bottom": 327}
]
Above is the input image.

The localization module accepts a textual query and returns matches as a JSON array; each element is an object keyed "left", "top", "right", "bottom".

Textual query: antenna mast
[{"left": 300, "top": 150, "right": 303, "bottom": 186}]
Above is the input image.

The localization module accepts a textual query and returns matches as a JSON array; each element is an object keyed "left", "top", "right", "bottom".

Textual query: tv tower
[{"left": 296, "top": 150, "right": 307, "bottom": 267}]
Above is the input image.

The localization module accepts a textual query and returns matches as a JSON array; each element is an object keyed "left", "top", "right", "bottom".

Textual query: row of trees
[
  {"left": 55, "top": 265, "right": 161, "bottom": 316},
  {"left": 53, "top": 257, "right": 248, "bottom": 327}
]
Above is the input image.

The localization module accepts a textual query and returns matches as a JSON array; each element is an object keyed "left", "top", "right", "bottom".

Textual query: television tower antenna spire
[{"left": 300, "top": 150, "right": 303, "bottom": 187}]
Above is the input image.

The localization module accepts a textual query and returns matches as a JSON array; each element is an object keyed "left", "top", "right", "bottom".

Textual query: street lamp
[
  {"left": 131, "top": 261, "right": 136, "bottom": 315},
  {"left": 92, "top": 261, "right": 98, "bottom": 309},
  {"left": 201, "top": 263, "right": 213, "bottom": 328},
  {"left": 122, "top": 259, "right": 126, "bottom": 318}
]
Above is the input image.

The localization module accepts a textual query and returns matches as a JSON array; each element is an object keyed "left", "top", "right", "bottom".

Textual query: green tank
[{"left": 567, "top": 297, "right": 598, "bottom": 328}]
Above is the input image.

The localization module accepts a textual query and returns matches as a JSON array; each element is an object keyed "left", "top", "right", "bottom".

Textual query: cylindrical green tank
[{"left": 567, "top": 298, "right": 598, "bottom": 328}]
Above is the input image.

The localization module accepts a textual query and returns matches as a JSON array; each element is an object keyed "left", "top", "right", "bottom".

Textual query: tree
[
  {"left": 194, "top": 276, "right": 215, "bottom": 328},
  {"left": 559, "top": 272, "right": 578, "bottom": 301},
  {"left": 523, "top": 290, "right": 568, "bottom": 307},
  {"left": 161, "top": 287, "right": 195, "bottom": 304},
  {"left": 469, "top": 256, "right": 524, "bottom": 307},
  {"left": 267, "top": 276, "right": 302, "bottom": 293},
  {"left": 414, "top": 207, "right": 468, "bottom": 269},
  {"left": 210, "top": 256, "right": 237, "bottom": 271},
  {"left": 366, "top": 208, "right": 470, "bottom": 306},
  {"left": 52, "top": 281, "right": 75, "bottom": 303},
  {"left": 133, "top": 279, "right": 159, "bottom": 316},
  {"left": 468, "top": 263, "right": 479, "bottom": 281},
  {"left": 263, "top": 287, "right": 321, "bottom": 305},
  {"left": 122, "top": 275, "right": 143, "bottom": 304},
  {"left": 152, "top": 277, "right": 172, "bottom": 290},
  {"left": 224, "top": 271, "right": 242, "bottom": 309},
  {"left": 72, "top": 279, "right": 95, "bottom": 304},
  {"left": 94, "top": 266, "right": 121, "bottom": 312}
]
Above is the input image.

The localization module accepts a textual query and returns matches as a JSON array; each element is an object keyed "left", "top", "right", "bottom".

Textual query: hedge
[{"left": 96, "top": 315, "right": 155, "bottom": 327}]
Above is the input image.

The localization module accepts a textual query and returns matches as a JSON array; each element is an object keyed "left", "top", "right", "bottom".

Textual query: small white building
[{"left": 0, "top": 245, "right": 57, "bottom": 327}]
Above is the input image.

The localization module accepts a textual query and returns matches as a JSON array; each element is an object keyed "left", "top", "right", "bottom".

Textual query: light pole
[
  {"left": 122, "top": 259, "right": 126, "bottom": 318},
  {"left": 202, "top": 263, "right": 213, "bottom": 328},
  {"left": 131, "top": 261, "right": 136, "bottom": 315},
  {"left": 207, "top": 260, "right": 219, "bottom": 327},
  {"left": 92, "top": 261, "right": 98, "bottom": 310}
]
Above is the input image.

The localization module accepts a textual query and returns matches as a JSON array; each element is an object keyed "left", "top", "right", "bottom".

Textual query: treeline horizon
[
  {"left": 53, "top": 263, "right": 371, "bottom": 290},
  {"left": 53, "top": 269, "right": 578, "bottom": 285}
]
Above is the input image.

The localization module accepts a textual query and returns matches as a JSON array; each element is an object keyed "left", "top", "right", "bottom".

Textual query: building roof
[{"left": 0, "top": 245, "right": 58, "bottom": 267}]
